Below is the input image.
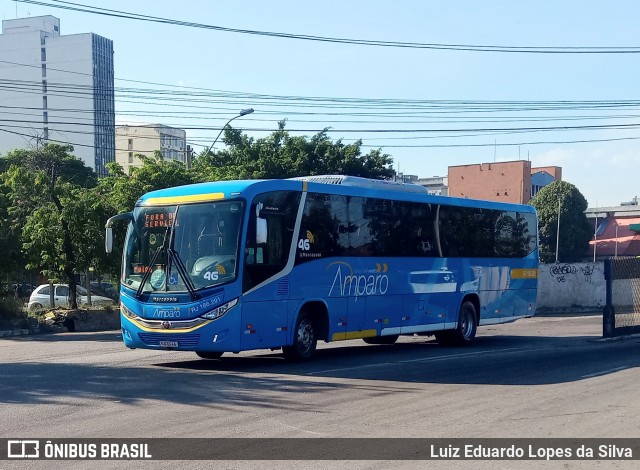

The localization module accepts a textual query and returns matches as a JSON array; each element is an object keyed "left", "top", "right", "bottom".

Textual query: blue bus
[{"left": 105, "top": 175, "right": 538, "bottom": 361}]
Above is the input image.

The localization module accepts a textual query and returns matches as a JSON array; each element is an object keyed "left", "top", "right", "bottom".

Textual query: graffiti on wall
[
  {"left": 549, "top": 263, "right": 595, "bottom": 283},
  {"left": 549, "top": 264, "right": 576, "bottom": 282},
  {"left": 538, "top": 262, "right": 605, "bottom": 311},
  {"left": 580, "top": 265, "right": 595, "bottom": 283}
]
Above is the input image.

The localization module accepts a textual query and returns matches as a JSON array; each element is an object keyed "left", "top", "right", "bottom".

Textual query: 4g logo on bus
[
  {"left": 203, "top": 264, "right": 226, "bottom": 281},
  {"left": 298, "top": 230, "right": 315, "bottom": 251}
]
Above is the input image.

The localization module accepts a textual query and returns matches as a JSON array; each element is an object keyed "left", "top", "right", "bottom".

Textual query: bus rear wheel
[
  {"left": 283, "top": 312, "right": 317, "bottom": 361},
  {"left": 196, "top": 351, "right": 224, "bottom": 360},
  {"left": 436, "top": 300, "right": 477, "bottom": 346},
  {"left": 363, "top": 335, "right": 399, "bottom": 345}
]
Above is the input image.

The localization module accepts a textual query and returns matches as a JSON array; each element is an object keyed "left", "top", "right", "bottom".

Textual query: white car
[{"left": 28, "top": 284, "right": 116, "bottom": 310}]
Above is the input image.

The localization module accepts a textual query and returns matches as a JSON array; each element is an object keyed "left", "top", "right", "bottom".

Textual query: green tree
[
  {"left": 97, "top": 152, "right": 195, "bottom": 279},
  {"left": 1, "top": 144, "right": 98, "bottom": 308},
  {"left": 0, "top": 179, "right": 24, "bottom": 285},
  {"left": 192, "top": 121, "right": 395, "bottom": 181},
  {"left": 100, "top": 152, "right": 195, "bottom": 214},
  {"left": 529, "top": 181, "right": 592, "bottom": 263}
]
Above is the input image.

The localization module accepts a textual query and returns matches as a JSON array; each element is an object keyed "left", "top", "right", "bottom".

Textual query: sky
[{"left": 2, "top": 0, "right": 640, "bottom": 207}]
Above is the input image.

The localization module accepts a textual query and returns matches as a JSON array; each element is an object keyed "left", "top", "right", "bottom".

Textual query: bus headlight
[
  {"left": 121, "top": 302, "right": 137, "bottom": 319},
  {"left": 200, "top": 298, "right": 238, "bottom": 320}
]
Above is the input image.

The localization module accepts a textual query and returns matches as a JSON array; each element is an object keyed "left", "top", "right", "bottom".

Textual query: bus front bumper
[{"left": 120, "top": 311, "right": 242, "bottom": 352}]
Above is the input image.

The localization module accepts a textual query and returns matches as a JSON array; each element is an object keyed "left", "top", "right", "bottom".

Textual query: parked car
[
  {"left": 89, "top": 281, "right": 118, "bottom": 300},
  {"left": 28, "top": 284, "right": 116, "bottom": 310}
]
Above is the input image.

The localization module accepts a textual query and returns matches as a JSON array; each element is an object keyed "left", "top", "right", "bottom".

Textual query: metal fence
[{"left": 603, "top": 257, "right": 640, "bottom": 337}]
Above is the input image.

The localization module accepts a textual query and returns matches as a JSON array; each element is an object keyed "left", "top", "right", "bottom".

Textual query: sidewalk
[
  {"left": 0, "top": 327, "right": 33, "bottom": 338},
  {"left": 0, "top": 308, "right": 119, "bottom": 338},
  {"left": 534, "top": 307, "right": 602, "bottom": 317}
]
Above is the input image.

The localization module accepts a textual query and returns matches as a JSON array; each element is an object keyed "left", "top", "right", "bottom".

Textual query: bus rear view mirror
[
  {"left": 105, "top": 212, "right": 133, "bottom": 253},
  {"left": 105, "top": 227, "right": 114, "bottom": 253}
]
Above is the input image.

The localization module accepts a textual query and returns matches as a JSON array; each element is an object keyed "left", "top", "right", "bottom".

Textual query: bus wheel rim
[{"left": 298, "top": 321, "right": 314, "bottom": 352}]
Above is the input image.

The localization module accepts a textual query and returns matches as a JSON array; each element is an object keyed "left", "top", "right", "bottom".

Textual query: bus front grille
[{"left": 138, "top": 333, "right": 201, "bottom": 348}]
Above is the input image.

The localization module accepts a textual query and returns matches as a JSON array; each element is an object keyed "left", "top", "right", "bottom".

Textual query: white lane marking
[
  {"left": 397, "top": 347, "right": 521, "bottom": 364},
  {"left": 306, "top": 347, "right": 527, "bottom": 376},
  {"left": 581, "top": 366, "right": 631, "bottom": 379},
  {"left": 307, "top": 362, "right": 393, "bottom": 375}
]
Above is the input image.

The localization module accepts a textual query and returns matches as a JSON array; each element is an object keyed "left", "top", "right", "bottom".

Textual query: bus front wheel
[
  {"left": 436, "top": 301, "right": 477, "bottom": 346},
  {"left": 283, "top": 312, "right": 317, "bottom": 361}
]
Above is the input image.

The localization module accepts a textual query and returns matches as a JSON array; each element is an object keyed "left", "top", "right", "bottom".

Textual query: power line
[
  {"left": 4, "top": 115, "right": 640, "bottom": 134},
  {"left": 5, "top": 77, "right": 640, "bottom": 119},
  {"left": 6, "top": 105, "right": 640, "bottom": 126},
  {"left": 15, "top": 0, "right": 640, "bottom": 54},
  {"left": 4, "top": 61, "right": 640, "bottom": 153},
  {"left": 5, "top": 124, "right": 640, "bottom": 152},
  {"left": 358, "top": 135, "right": 640, "bottom": 149}
]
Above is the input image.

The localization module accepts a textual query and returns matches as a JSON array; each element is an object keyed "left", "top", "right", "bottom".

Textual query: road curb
[
  {"left": 0, "top": 328, "right": 35, "bottom": 338},
  {"left": 589, "top": 333, "right": 640, "bottom": 343}
]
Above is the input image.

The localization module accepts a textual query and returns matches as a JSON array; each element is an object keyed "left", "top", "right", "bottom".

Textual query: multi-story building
[
  {"left": 447, "top": 160, "right": 561, "bottom": 204},
  {"left": 585, "top": 202, "right": 640, "bottom": 259},
  {"left": 416, "top": 176, "right": 448, "bottom": 196},
  {"left": 0, "top": 16, "right": 115, "bottom": 176},
  {"left": 115, "top": 124, "right": 187, "bottom": 173},
  {"left": 531, "top": 166, "right": 562, "bottom": 199}
]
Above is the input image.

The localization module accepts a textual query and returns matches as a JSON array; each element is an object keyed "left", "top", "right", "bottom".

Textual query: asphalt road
[{"left": 1, "top": 314, "right": 639, "bottom": 469}]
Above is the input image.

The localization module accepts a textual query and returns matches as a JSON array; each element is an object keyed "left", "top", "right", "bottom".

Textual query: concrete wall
[
  {"left": 65, "top": 309, "right": 120, "bottom": 332},
  {"left": 537, "top": 262, "right": 605, "bottom": 313}
]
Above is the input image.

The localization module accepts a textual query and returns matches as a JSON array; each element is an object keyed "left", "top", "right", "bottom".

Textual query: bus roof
[{"left": 136, "top": 176, "right": 536, "bottom": 213}]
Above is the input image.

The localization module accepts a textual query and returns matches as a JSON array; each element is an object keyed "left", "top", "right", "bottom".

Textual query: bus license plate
[{"left": 160, "top": 340, "right": 179, "bottom": 348}]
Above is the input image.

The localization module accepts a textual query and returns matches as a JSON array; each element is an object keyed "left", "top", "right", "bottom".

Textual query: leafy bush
[{"left": 0, "top": 296, "right": 27, "bottom": 328}]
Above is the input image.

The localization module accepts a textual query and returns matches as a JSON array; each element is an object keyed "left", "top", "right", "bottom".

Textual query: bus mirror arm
[
  {"left": 105, "top": 212, "right": 133, "bottom": 253},
  {"left": 255, "top": 202, "right": 268, "bottom": 244}
]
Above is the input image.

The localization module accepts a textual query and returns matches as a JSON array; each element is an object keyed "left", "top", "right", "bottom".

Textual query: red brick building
[{"left": 448, "top": 160, "right": 562, "bottom": 204}]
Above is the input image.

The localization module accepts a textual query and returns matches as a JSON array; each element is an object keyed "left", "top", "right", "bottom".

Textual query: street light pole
[{"left": 205, "top": 108, "right": 254, "bottom": 155}]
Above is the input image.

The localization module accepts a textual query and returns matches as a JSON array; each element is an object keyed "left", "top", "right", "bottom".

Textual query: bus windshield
[{"left": 122, "top": 200, "right": 244, "bottom": 294}]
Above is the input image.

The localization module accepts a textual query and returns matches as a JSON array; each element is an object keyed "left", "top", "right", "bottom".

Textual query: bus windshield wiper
[
  {"left": 168, "top": 248, "right": 199, "bottom": 300},
  {"left": 165, "top": 205, "right": 199, "bottom": 300},
  {"left": 135, "top": 226, "right": 169, "bottom": 299}
]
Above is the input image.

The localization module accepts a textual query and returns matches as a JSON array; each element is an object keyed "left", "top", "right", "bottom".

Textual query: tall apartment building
[
  {"left": 448, "top": 160, "right": 562, "bottom": 204},
  {"left": 0, "top": 16, "right": 115, "bottom": 176},
  {"left": 115, "top": 124, "right": 187, "bottom": 173}
]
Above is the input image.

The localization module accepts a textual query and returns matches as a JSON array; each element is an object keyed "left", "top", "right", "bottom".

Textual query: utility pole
[
  {"left": 185, "top": 145, "right": 193, "bottom": 169},
  {"left": 555, "top": 195, "right": 561, "bottom": 263},
  {"left": 593, "top": 207, "right": 598, "bottom": 263}
]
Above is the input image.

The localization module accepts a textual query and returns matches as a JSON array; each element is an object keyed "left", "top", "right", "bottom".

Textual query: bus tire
[
  {"left": 196, "top": 351, "right": 224, "bottom": 360},
  {"left": 363, "top": 335, "right": 399, "bottom": 345},
  {"left": 283, "top": 311, "right": 317, "bottom": 361},
  {"left": 437, "top": 300, "right": 477, "bottom": 346}
]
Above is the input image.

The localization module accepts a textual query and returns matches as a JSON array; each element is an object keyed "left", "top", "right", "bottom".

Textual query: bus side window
[
  {"left": 297, "top": 193, "right": 348, "bottom": 262},
  {"left": 244, "top": 190, "right": 301, "bottom": 291}
]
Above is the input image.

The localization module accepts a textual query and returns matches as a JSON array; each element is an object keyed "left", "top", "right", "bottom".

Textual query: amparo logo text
[{"left": 327, "top": 262, "right": 389, "bottom": 297}]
